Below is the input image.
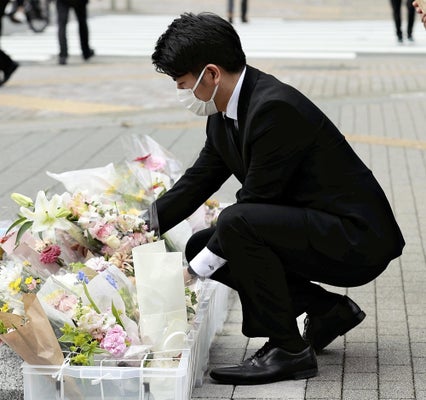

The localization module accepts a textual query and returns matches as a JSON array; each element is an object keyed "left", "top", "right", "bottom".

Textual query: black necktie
[{"left": 225, "top": 116, "right": 239, "bottom": 148}]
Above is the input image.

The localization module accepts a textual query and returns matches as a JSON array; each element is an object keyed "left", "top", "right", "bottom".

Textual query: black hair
[{"left": 152, "top": 12, "right": 246, "bottom": 78}]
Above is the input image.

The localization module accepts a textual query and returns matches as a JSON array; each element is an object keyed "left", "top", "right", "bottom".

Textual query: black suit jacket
[{"left": 155, "top": 65, "right": 404, "bottom": 266}]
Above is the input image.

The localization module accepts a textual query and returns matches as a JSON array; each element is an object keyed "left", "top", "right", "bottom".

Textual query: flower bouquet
[{"left": 0, "top": 134, "right": 230, "bottom": 399}]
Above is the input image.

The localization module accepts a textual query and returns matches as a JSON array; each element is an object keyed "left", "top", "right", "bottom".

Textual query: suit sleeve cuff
[{"left": 189, "top": 247, "right": 227, "bottom": 279}]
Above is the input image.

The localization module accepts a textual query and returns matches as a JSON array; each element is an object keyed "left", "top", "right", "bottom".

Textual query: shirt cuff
[{"left": 189, "top": 247, "right": 227, "bottom": 279}]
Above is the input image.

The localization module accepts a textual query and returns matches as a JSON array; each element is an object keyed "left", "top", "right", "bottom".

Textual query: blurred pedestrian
[
  {"left": 227, "top": 0, "right": 248, "bottom": 24},
  {"left": 0, "top": 0, "right": 19, "bottom": 86},
  {"left": 7, "top": 0, "right": 25, "bottom": 23},
  {"left": 389, "top": 0, "right": 416, "bottom": 42},
  {"left": 56, "top": 0, "right": 94, "bottom": 65},
  {"left": 413, "top": 1, "right": 426, "bottom": 28}
]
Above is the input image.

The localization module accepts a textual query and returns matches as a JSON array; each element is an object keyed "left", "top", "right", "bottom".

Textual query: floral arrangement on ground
[{"left": 0, "top": 135, "right": 222, "bottom": 373}]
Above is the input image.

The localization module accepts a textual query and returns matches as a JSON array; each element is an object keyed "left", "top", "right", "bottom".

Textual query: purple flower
[
  {"left": 105, "top": 274, "right": 117, "bottom": 289},
  {"left": 77, "top": 271, "right": 89, "bottom": 284}
]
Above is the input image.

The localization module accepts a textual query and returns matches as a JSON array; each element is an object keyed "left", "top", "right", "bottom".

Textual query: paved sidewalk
[
  {"left": 1, "top": 2, "right": 426, "bottom": 400},
  {"left": 92, "top": 0, "right": 390, "bottom": 21},
  {"left": 1, "top": 52, "right": 426, "bottom": 400}
]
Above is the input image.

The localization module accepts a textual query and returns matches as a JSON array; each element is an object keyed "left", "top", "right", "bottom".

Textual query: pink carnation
[
  {"left": 39, "top": 245, "right": 61, "bottom": 264},
  {"left": 130, "top": 232, "right": 148, "bottom": 247},
  {"left": 100, "top": 324, "right": 129, "bottom": 357}
]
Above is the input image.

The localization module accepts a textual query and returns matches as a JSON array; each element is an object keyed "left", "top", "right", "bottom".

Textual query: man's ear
[{"left": 205, "top": 64, "right": 221, "bottom": 85}]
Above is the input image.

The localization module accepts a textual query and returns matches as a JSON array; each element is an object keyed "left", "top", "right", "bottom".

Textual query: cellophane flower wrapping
[
  {"left": 121, "top": 134, "right": 183, "bottom": 189},
  {"left": 0, "top": 134, "right": 205, "bottom": 373}
]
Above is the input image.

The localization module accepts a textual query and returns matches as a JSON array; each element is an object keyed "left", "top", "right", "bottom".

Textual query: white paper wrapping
[{"left": 132, "top": 240, "right": 188, "bottom": 351}]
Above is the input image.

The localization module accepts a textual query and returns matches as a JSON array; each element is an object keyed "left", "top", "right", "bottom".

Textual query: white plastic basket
[
  {"left": 23, "top": 349, "right": 192, "bottom": 400},
  {"left": 22, "top": 280, "right": 230, "bottom": 399},
  {"left": 190, "top": 281, "right": 230, "bottom": 387}
]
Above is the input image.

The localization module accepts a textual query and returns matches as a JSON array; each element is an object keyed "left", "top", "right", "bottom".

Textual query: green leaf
[
  {"left": 70, "top": 262, "right": 86, "bottom": 273},
  {"left": 82, "top": 282, "right": 101, "bottom": 314},
  {"left": 111, "top": 302, "right": 124, "bottom": 329},
  {"left": 5, "top": 216, "right": 28, "bottom": 235},
  {"left": 14, "top": 221, "right": 34, "bottom": 245},
  {"left": 0, "top": 320, "right": 7, "bottom": 334},
  {"left": 58, "top": 333, "right": 75, "bottom": 343}
]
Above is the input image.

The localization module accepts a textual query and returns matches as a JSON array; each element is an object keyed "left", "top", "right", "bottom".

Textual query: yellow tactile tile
[
  {"left": 345, "top": 134, "right": 426, "bottom": 150},
  {"left": 0, "top": 94, "right": 139, "bottom": 114}
]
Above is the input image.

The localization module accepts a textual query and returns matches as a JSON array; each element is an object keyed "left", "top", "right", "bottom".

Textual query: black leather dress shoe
[
  {"left": 210, "top": 342, "right": 317, "bottom": 385},
  {"left": 303, "top": 295, "right": 366, "bottom": 352},
  {"left": 83, "top": 49, "right": 95, "bottom": 61}
]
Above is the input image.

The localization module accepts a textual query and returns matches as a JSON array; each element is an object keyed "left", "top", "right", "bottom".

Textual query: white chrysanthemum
[{"left": 0, "top": 261, "right": 23, "bottom": 293}]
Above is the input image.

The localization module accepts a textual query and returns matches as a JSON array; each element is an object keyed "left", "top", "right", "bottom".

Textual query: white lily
[
  {"left": 19, "top": 191, "right": 72, "bottom": 240},
  {"left": 10, "top": 192, "right": 34, "bottom": 208}
]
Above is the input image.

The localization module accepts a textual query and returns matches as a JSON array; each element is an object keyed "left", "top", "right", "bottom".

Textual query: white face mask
[{"left": 176, "top": 66, "right": 219, "bottom": 116}]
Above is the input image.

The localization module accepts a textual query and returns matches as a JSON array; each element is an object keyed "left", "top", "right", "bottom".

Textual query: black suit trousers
[
  {"left": 56, "top": 0, "right": 91, "bottom": 58},
  {"left": 0, "top": 49, "right": 13, "bottom": 71},
  {"left": 389, "top": 0, "right": 415, "bottom": 37},
  {"left": 185, "top": 203, "right": 387, "bottom": 344},
  {"left": 0, "top": 0, "right": 16, "bottom": 71}
]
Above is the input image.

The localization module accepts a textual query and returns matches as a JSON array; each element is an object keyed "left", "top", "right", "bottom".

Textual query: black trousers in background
[
  {"left": 0, "top": 49, "right": 14, "bottom": 71},
  {"left": 0, "top": 0, "right": 16, "bottom": 72},
  {"left": 185, "top": 203, "right": 387, "bottom": 349},
  {"left": 56, "top": 0, "right": 91, "bottom": 58},
  {"left": 389, "top": 0, "right": 416, "bottom": 38},
  {"left": 227, "top": 0, "right": 248, "bottom": 19}
]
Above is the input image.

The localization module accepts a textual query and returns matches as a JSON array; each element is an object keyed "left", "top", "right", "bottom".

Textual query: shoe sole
[
  {"left": 210, "top": 367, "right": 318, "bottom": 385},
  {"left": 314, "top": 310, "right": 366, "bottom": 352}
]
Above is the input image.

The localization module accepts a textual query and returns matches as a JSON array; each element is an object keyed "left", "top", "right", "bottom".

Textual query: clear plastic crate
[
  {"left": 190, "top": 281, "right": 230, "bottom": 387},
  {"left": 22, "top": 280, "right": 230, "bottom": 399},
  {"left": 23, "top": 349, "right": 192, "bottom": 400}
]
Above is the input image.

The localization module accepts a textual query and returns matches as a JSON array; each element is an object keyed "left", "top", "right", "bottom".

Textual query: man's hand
[{"left": 183, "top": 266, "right": 198, "bottom": 286}]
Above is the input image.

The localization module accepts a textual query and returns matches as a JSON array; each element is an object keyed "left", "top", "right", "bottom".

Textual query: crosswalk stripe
[{"left": 3, "top": 15, "right": 426, "bottom": 62}]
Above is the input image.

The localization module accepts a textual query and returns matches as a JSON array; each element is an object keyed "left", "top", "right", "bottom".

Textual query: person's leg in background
[
  {"left": 0, "top": 0, "right": 19, "bottom": 84},
  {"left": 241, "top": 0, "right": 248, "bottom": 23},
  {"left": 406, "top": 0, "right": 416, "bottom": 40},
  {"left": 73, "top": 0, "right": 94, "bottom": 60},
  {"left": 56, "top": 0, "right": 69, "bottom": 65},
  {"left": 390, "top": 0, "right": 403, "bottom": 41},
  {"left": 227, "top": 0, "right": 234, "bottom": 23},
  {"left": 8, "top": 0, "right": 25, "bottom": 23}
]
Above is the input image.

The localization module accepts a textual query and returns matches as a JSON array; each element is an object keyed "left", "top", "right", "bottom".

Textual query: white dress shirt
[{"left": 189, "top": 67, "right": 247, "bottom": 279}]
